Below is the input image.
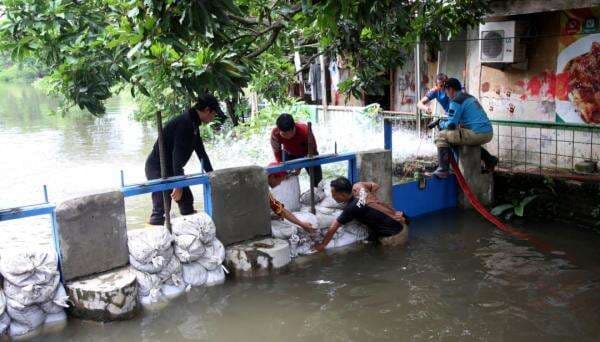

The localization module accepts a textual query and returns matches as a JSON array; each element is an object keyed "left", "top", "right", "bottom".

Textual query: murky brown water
[{"left": 30, "top": 210, "right": 600, "bottom": 341}]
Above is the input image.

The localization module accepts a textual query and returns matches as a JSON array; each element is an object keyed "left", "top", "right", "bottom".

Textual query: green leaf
[
  {"left": 491, "top": 204, "right": 514, "bottom": 216},
  {"left": 514, "top": 195, "right": 539, "bottom": 217}
]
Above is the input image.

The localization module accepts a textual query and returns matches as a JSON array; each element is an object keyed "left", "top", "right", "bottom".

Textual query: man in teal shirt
[{"left": 432, "top": 78, "right": 495, "bottom": 178}]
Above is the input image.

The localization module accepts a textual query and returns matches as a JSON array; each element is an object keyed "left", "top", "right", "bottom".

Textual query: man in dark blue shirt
[
  {"left": 145, "top": 94, "right": 223, "bottom": 225},
  {"left": 431, "top": 78, "right": 495, "bottom": 178}
]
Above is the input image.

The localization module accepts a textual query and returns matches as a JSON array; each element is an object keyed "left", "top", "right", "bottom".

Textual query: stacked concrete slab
[
  {"left": 55, "top": 191, "right": 139, "bottom": 321},
  {"left": 209, "top": 166, "right": 271, "bottom": 245},
  {"left": 357, "top": 149, "right": 393, "bottom": 204}
]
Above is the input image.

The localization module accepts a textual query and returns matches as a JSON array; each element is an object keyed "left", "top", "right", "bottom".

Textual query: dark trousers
[
  {"left": 145, "top": 164, "right": 195, "bottom": 225},
  {"left": 284, "top": 153, "right": 323, "bottom": 185}
]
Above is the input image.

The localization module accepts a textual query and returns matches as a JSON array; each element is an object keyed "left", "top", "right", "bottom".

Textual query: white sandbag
[
  {"left": 343, "top": 221, "right": 369, "bottom": 240},
  {"left": 6, "top": 298, "right": 46, "bottom": 331},
  {"left": 333, "top": 231, "right": 360, "bottom": 248},
  {"left": 42, "top": 310, "right": 67, "bottom": 335},
  {"left": 173, "top": 234, "right": 205, "bottom": 263},
  {"left": 161, "top": 284, "right": 185, "bottom": 300},
  {"left": 40, "top": 285, "right": 69, "bottom": 314},
  {"left": 172, "top": 212, "right": 217, "bottom": 244},
  {"left": 300, "top": 187, "right": 326, "bottom": 205},
  {"left": 0, "top": 289, "right": 6, "bottom": 316},
  {"left": 318, "top": 178, "right": 335, "bottom": 197},
  {"left": 139, "top": 293, "right": 168, "bottom": 311},
  {"left": 4, "top": 274, "right": 60, "bottom": 306},
  {"left": 129, "top": 246, "right": 173, "bottom": 274},
  {"left": 127, "top": 227, "right": 173, "bottom": 265},
  {"left": 205, "top": 267, "right": 225, "bottom": 287},
  {"left": 314, "top": 209, "right": 342, "bottom": 229},
  {"left": 9, "top": 320, "right": 41, "bottom": 340},
  {"left": 271, "top": 219, "right": 298, "bottom": 239},
  {"left": 0, "top": 312, "right": 9, "bottom": 336},
  {"left": 197, "top": 240, "right": 225, "bottom": 271},
  {"left": 271, "top": 175, "right": 301, "bottom": 212},
  {"left": 132, "top": 270, "right": 161, "bottom": 298},
  {"left": 319, "top": 196, "right": 344, "bottom": 209},
  {"left": 158, "top": 255, "right": 184, "bottom": 287},
  {"left": 288, "top": 211, "right": 318, "bottom": 231},
  {"left": 182, "top": 262, "right": 208, "bottom": 287},
  {"left": 0, "top": 290, "right": 8, "bottom": 335},
  {"left": 288, "top": 234, "right": 300, "bottom": 258},
  {"left": 0, "top": 250, "right": 58, "bottom": 288}
]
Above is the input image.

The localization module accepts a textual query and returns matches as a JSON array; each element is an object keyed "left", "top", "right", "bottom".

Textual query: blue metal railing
[{"left": 265, "top": 152, "right": 358, "bottom": 183}]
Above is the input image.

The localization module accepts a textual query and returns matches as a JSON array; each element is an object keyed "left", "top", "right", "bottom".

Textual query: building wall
[{"left": 462, "top": 8, "right": 600, "bottom": 170}]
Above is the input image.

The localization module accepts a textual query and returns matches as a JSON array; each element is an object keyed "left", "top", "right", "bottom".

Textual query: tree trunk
[{"left": 226, "top": 99, "right": 239, "bottom": 126}]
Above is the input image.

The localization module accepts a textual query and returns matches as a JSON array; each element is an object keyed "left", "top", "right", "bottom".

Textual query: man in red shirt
[{"left": 270, "top": 113, "right": 322, "bottom": 184}]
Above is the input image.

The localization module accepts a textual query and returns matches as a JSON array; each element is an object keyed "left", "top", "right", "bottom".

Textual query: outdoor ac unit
[{"left": 479, "top": 21, "right": 527, "bottom": 64}]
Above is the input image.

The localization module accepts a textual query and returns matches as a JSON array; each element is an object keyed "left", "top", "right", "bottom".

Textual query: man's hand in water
[
  {"left": 300, "top": 221, "right": 316, "bottom": 234},
  {"left": 313, "top": 243, "right": 325, "bottom": 252},
  {"left": 171, "top": 188, "right": 183, "bottom": 202}
]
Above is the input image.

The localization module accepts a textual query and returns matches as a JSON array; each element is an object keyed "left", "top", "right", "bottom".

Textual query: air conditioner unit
[{"left": 479, "top": 21, "right": 527, "bottom": 64}]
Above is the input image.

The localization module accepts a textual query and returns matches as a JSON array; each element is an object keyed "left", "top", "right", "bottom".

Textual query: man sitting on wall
[
  {"left": 419, "top": 74, "right": 497, "bottom": 173},
  {"left": 313, "top": 177, "right": 409, "bottom": 252},
  {"left": 270, "top": 113, "right": 323, "bottom": 184},
  {"left": 430, "top": 78, "right": 495, "bottom": 179},
  {"left": 267, "top": 163, "right": 316, "bottom": 234}
]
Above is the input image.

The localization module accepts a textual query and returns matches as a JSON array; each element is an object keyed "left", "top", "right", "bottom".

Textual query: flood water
[
  {"left": 37, "top": 210, "right": 600, "bottom": 341},
  {"left": 2, "top": 83, "right": 600, "bottom": 341}
]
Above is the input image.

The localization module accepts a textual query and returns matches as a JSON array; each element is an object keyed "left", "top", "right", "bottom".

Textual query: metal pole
[
  {"left": 307, "top": 122, "right": 316, "bottom": 215},
  {"left": 43, "top": 185, "right": 49, "bottom": 203},
  {"left": 384, "top": 118, "right": 393, "bottom": 151},
  {"left": 415, "top": 38, "right": 422, "bottom": 137},
  {"left": 319, "top": 53, "right": 328, "bottom": 118},
  {"left": 156, "top": 111, "right": 172, "bottom": 233},
  {"left": 120, "top": 170, "right": 125, "bottom": 187}
]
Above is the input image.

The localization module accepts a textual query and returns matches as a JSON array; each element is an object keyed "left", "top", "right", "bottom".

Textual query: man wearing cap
[
  {"left": 145, "top": 94, "right": 224, "bottom": 226},
  {"left": 270, "top": 113, "right": 322, "bottom": 184},
  {"left": 431, "top": 78, "right": 494, "bottom": 178},
  {"left": 267, "top": 163, "right": 316, "bottom": 234},
  {"left": 420, "top": 74, "right": 497, "bottom": 173}
]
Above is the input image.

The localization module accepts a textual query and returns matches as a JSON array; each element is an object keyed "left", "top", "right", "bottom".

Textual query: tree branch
[
  {"left": 245, "top": 24, "right": 283, "bottom": 58},
  {"left": 294, "top": 47, "right": 333, "bottom": 75}
]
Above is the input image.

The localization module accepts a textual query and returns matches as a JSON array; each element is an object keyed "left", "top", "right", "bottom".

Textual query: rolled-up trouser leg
[
  {"left": 380, "top": 224, "right": 409, "bottom": 247},
  {"left": 435, "top": 128, "right": 493, "bottom": 148}
]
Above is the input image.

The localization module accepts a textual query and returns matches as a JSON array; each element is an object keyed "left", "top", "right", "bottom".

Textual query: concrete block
[
  {"left": 209, "top": 166, "right": 271, "bottom": 245},
  {"left": 225, "top": 238, "right": 291, "bottom": 278},
  {"left": 66, "top": 267, "right": 139, "bottom": 322},
  {"left": 456, "top": 146, "right": 493, "bottom": 209},
  {"left": 55, "top": 191, "right": 129, "bottom": 281},
  {"left": 357, "top": 149, "right": 393, "bottom": 205}
]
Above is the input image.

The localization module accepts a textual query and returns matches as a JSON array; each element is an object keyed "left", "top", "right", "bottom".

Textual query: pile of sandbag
[
  {"left": 171, "top": 213, "right": 226, "bottom": 288},
  {"left": 128, "top": 227, "right": 185, "bottom": 307},
  {"left": 0, "top": 250, "right": 68, "bottom": 339},
  {"left": 274, "top": 178, "right": 370, "bottom": 256},
  {"left": 128, "top": 212, "right": 227, "bottom": 308}
]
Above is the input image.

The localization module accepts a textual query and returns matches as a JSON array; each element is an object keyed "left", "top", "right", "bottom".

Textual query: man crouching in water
[{"left": 313, "top": 177, "right": 409, "bottom": 252}]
